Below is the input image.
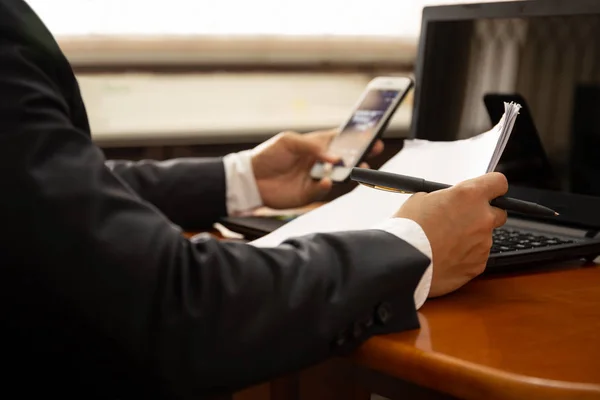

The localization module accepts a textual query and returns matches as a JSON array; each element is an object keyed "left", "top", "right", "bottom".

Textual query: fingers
[
  {"left": 305, "top": 177, "right": 333, "bottom": 202},
  {"left": 367, "top": 140, "right": 384, "bottom": 158},
  {"left": 490, "top": 207, "right": 508, "bottom": 228},
  {"left": 358, "top": 162, "right": 370, "bottom": 169},
  {"left": 317, "top": 152, "right": 340, "bottom": 164}
]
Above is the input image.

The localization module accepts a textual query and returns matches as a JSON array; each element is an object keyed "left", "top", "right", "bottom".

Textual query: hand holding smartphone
[{"left": 310, "top": 76, "right": 414, "bottom": 183}]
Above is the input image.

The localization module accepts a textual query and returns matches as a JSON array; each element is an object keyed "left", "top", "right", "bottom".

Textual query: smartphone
[{"left": 310, "top": 76, "right": 413, "bottom": 183}]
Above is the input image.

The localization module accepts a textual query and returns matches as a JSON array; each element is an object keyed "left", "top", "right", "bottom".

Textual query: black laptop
[{"left": 412, "top": 0, "right": 600, "bottom": 270}]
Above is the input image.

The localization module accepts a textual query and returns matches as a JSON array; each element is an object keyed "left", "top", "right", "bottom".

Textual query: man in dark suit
[{"left": 0, "top": 1, "right": 508, "bottom": 398}]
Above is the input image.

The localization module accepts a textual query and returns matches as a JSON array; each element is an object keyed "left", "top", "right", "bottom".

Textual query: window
[
  {"left": 28, "top": 0, "right": 496, "bottom": 38},
  {"left": 21, "top": 0, "right": 520, "bottom": 142},
  {"left": 26, "top": 0, "right": 518, "bottom": 66}
]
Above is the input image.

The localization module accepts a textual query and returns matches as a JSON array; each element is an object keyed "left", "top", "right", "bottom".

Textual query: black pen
[{"left": 350, "top": 168, "right": 559, "bottom": 217}]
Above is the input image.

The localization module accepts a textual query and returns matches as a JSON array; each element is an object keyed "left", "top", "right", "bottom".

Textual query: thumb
[{"left": 288, "top": 133, "right": 340, "bottom": 164}]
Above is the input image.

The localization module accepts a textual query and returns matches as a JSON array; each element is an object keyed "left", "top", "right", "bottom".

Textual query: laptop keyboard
[{"left": 491, "top": 228, "right": 575, "bottom": 254}]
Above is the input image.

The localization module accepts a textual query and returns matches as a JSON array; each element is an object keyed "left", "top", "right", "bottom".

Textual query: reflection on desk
[{"left": 352, "top": 264, "right": 600, "bottom": 400}]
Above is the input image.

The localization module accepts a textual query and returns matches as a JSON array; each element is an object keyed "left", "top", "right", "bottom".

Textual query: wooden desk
[
  {"left": 186, "top": 226, "right": 600, "bottom": 400},
  {"left": 347, "top": 263, "right": 600, "bottom": 400}
]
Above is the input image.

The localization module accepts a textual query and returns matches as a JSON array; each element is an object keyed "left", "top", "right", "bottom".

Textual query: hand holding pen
[
  {"left": 367, "top": 170, "right": 514, "bottom": 297},
  {"left": 350, "top": 168, "right": 558, "bottom": 217}
]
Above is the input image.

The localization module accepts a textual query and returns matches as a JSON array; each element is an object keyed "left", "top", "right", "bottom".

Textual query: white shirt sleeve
[
  {"left": 373, "top": 218, "right": 433, "bottom": 311},
  {"left": 222, "top": 150, "right": 263, "bottom": 216}
]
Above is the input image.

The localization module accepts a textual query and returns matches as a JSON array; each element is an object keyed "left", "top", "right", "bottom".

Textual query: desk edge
[{"left": 352, "top": 335, "right": 600, "bottom": 400}]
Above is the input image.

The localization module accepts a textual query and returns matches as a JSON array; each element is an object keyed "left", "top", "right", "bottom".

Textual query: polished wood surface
[{"left": 352, "top": 263, "right": 600, "bottom": 400}]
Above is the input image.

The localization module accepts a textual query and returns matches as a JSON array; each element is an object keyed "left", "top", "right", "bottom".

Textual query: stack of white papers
[
  {"left": 486, "top": 101, "right": 522, "bottom": 173},
  {"left": 251, "top": 102, "right": 521, "bottom": 248}
]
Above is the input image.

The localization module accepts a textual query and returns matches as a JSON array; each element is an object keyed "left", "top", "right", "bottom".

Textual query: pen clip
[{"left": 357, "top": 182, "right": 413, "bottom": 194}]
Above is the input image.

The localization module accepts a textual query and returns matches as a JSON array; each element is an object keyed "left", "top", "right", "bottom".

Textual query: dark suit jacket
[{"left": 0, "top": 1, "right": 431, "bottom": 398}]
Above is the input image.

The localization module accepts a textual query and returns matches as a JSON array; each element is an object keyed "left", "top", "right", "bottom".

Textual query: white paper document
[
  {"left": 486, "top": 101, "right": 521, "bottom": 173},
  {"left": 251, "top": 102, "right": 521, "bottom": 248}
]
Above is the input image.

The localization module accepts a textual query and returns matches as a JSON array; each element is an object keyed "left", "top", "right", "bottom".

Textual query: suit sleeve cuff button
[{"left": 375, "top": 302, "right": 393, "bottom": 325}]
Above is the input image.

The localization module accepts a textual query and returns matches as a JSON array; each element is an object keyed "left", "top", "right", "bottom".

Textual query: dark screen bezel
[{"left": 410, "top": 0, "right": 600, "bottom": 230}]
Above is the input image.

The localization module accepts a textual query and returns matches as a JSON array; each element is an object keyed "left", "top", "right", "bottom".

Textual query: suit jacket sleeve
[
  {"left": 0, "top": 43, "right": 430, "bottom": 398},
  {"left": 105, "top": 158, "right": 228, "bottom": 229}
]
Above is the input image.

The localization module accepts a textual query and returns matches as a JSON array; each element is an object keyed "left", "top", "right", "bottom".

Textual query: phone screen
[{"left": 312, "top": 88, "right": 402, "bottom": 181}]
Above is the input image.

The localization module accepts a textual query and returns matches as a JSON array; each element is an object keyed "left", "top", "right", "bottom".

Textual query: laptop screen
[{"left": 411, "top": 1, "right": 600, "bottom": 230}]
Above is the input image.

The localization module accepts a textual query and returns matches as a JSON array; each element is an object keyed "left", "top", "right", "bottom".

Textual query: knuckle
[
  {"left": 279, "top": 131, "right": 297, "bottom": 140},
  {"left": 454, "top": 182, "right": 479, "bottom": 199},
  {"left": 489, "top": 209, "right": 508, "bottom": 228},
  {"left": 411, "top": 192, "right": 427, "bottom": 200},
  {"left": 273, "top": 132, "right": 287, "bottom": 143},
  {"left": 499, "top": 210, "right": 508, "bottom": 225},
  {"left": 404, "top": 192, "right": 425, "bottom": 206},
  {"left": 483, "top": 211, "right": 496, "bottom": 228},
  {"left": 466, "top": 263, "right": 485, "bottom": 278},
  {"left": 483, "top": 236, "right": 494, "bottom": 251},
  {"left": 475, "top": 262, "right": 487, "bottom": 276}
]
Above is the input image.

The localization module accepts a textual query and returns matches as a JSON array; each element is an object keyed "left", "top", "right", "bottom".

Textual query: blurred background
[{"left": 27, "top": 0, "right": 517, "bottom": 197}]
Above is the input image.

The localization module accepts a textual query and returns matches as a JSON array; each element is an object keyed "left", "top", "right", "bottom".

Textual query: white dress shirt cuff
[
  {"left": 222, "top": 150, "right": 263, "bottom": 216},
  {"left": 373, "top": 218, "right": 433, "bottom": 311}
]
